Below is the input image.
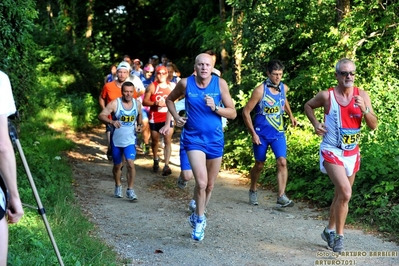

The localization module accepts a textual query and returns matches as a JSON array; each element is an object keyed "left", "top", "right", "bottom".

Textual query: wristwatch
[
  {"left": 362, "top": 107, "right": 370, "bottom": 115},
  {"left": 214, "top": 105, "right": 219, "bottom": 112}
]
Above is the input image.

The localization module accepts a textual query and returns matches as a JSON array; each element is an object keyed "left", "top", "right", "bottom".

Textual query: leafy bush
[{"left": 0, "top": 0, "right": 38, "bottom": 112}]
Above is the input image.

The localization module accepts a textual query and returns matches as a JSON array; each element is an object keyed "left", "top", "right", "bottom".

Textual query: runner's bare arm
[
  {"left": 283, "top": 84, "right": 298, "bottom": 127},
  {"left": 217, "top": 78, "right": 236, "bottom": 120},
  {"left": 159, "top": 112, "right": 172, "bottom": 135},
  {"left": 99, "top": 95, "right": 106, "bottom": 109},
  {"left": 242, "top": 84, "right": 263, "bottom": 137},
  {"left": 136, "top": 100, "right": 143, "bottom": 132},
  {"left": 304, "top": 90, "right": 329, "bottom": 136},
  {"left": 358, "top": 90, "right": 378, "bottom": 130},
  {"left": 166, "top": 78, "right": 187, "bottom": 121},
  {"left": 98, "top": 100, "right": 117, "bottom": 125},
  {"left": 142, "top": 82, "right": 155, "bottom": 106}
]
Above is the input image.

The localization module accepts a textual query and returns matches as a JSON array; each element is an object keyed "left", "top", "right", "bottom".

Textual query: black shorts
[
  {"left": 149, "top": 121, "right": 173, "bottom": 132},
  {"left": 105, "top": 124, "right": 113, "bottom": 133},
  {"left": 0, "top": 176, "right": 7, "bottom": 220}
]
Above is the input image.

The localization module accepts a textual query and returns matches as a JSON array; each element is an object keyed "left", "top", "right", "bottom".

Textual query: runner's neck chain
[{"left": 265, "top": 78, "right": 280, "bottom": 92}]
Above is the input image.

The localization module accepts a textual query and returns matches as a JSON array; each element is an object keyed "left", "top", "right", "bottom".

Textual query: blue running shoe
[
  {"left": 192, "top": 217, "right": 206, "bottom": 241},
  {"left": 333, "top": 235, "right": 344, "bottom": 253},
  {"left": 321, "top": 228, "right": 336, "bottom": 249},
  {"left": 188, "top": 213, "right": 197, "bottom": 228}
]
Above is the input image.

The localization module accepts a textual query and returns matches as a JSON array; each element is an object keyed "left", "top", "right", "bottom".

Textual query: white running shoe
[
  {"left": 126, "top": 189, "right": 137, "bottom": 201},
  {"left": 276, "top": 194, "right": 294, "bottom": 207},
  {"left": 192, "top": 216, "right": 206, "bottom": 241},
  {"left": 114, "top": 185, "right": 122, "bottom": 198},
  {"left": 249, "top": 190, "right": 259, "bottom": 205}
]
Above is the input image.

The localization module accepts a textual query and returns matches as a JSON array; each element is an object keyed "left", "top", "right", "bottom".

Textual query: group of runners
[
  {"left": 97, "top": 53, "right": 378, "bottom": 252},
  {"left": 0, "top": 46, "right": 379, "bottom": 265}
]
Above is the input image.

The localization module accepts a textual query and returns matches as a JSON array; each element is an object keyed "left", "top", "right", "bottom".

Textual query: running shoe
[
  {"left": 153, "top": 158, "right": 159, "bottom": 173},
  {"left": 333, "top": 235, "right": 344, "bottom": 253},
  {"left": 249, "top": 190, "right": 259, "bottom": 205},
  {"left": 276, "top": 194, "right": 294, "bottom": 207},
  {"left": 321, "top": 228, "right": 336, "bottom": 249},
  {"left": 192, "top": 217, "right": 206, "bottom": 241},
  {"left": 177, "top": 175, "right": 188, "bottom": 189},
  {"left": 188, "top": 199, "right": 196, "bottom": 213},
  {"left": 188, "top": 213, "right": 207, "bottom": 228},
  {"left": 162, "top": 165, "right": 172, "bottom": 176},
  {"left": 126, "top": 189, "right": 137, "bottom": 201},
  {"left": 114, "top": 185, "right": 122, "bottom": 198},
  {"left": 188, "top": 213, "right": 197, "bottom": 228}
]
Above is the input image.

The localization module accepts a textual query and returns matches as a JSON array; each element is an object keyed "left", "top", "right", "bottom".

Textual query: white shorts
[
  {"left": 320, "top": 143, "right": 360, "bottom": 177},
  {"left": 0, "top": 185, "right": 6, "bottom": 220}
]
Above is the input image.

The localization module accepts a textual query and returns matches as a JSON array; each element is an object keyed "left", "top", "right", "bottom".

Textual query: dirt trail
[{"left": 67, "top": 127, "right": 398, "bottom": 266}]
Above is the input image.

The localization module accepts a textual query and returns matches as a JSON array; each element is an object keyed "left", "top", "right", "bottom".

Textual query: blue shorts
[
  {"left": 180, "top": 144, "right": 191, "bottom": 170},
  {"left": 183, "top": 139, "right": 224, "bottom": 160},
  {"left": 253, "top": 136, "right": 286, "bottom": 162},
  {"left": 111, "top": 143, "right": 137, "bottom": 165}
]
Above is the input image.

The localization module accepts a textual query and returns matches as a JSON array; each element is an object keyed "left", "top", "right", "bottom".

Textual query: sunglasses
[
  {"left": 338, "top": 71, "right": 356, "bottom": 77},
  {"left": 157, "top": 72, "right": 167, "bottom": 75},
  {"left": 145, "top": 71, "right": 153, "bottom": 74}
]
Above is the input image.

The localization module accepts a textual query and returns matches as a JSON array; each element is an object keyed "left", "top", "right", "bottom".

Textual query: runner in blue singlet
[
  {"left": 165, "top": 53, "right": 236, "bottom": 242},
  {"left": 242, "top": 59, "right": 298, "bottom": 208}
]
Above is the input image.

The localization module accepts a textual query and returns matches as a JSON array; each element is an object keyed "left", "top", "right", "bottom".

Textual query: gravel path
[{"left": 68, "top": 128, "right": 398, "bottom": 266}]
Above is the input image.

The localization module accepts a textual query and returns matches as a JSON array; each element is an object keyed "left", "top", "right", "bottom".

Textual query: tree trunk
[
  {"left": 219, "top": 0, "right": 228, "bottom": 75},
  {"left": 46, "top": 3, "right": 56, "bottom": 28},
  {"left": 86, "top": 0, "right": 93, "bottom": 39},
  {"left": 336, "top": 0, "right": 350, "bottom": 23},
  {"left": 231, "top": 7, "right": 244, "bottom": 85},
  {"left": 60, "top": 0, "right": 77, "bottom": 44}
]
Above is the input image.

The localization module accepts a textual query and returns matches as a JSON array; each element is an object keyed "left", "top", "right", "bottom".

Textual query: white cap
[{"left": 117, "top": 61, "right": 131, "bottom": 71}]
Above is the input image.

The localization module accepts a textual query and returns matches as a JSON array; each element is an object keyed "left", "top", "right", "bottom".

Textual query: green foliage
[
  {"left": 220, "top": 0, "right": 399, "bottom": 239},
  {"left": 0, "top": 0, "right": 38, "bottom": 112},
  {"left": 32, "top": 71, "right": 101, "bottom": 130},
  {"left": 8, "top": 117, "right": 120, "bottom": 265},
  {"left": 223, "top": 127, "right": 254, "bottom": 174},
  {"left": 160, "top": 0, "right": 229, "bottom": 76},
  {"left": 34, "top": 0, "right": 104, "bottom": 97}
]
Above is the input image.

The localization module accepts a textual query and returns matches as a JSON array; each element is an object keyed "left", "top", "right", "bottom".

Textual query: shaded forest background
[{"left": 1, "top": 0, "right": 399, "bottom": 264}]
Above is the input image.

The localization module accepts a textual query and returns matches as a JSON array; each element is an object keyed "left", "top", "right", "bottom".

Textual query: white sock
[
  {"left": 197, "top": 215, "right": 205, "bottom": 222},
  {"left": 325, "top": 227, "right": 335, "bottom": 233}
]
